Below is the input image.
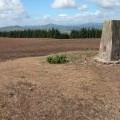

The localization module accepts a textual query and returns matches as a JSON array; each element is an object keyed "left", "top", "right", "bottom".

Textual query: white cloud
[
  {"left": 93, "top": 0, "right": 120, "bottom": 8},
  {"left": 78, "top": 5, "right": 88, "bottom": 11},
  {"left": 17, "top": 8, "right": 120, "bottom": 26},
  {"left": 31, "top": 10, "right": 102, "bottom": 25},
  {"left": 51, "top": 0, "right": 76, "bottom": 8},
  {"left": 43, "top": 15, "right": 51, "bottom": 19},
  {"left": 58, "top": 14, "right": 68, "bottom": 17},
  {"left": 0, "top": 0, "right": 120, "bottom": 26},
  {"left": 0, "top": 0, "right": 29, "bottom": 26},
  {"left": 37, "top": 9, "right": 120, "bottom": 25}
]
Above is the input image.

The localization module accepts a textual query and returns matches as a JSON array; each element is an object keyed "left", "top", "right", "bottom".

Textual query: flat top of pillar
[{"left": 105, "top": 20, "right": 120, "bottom": 22}]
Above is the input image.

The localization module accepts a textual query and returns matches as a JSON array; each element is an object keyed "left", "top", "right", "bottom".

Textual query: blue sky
[{"left": 0, "top": 0, "right": 120, "bottom": 26}]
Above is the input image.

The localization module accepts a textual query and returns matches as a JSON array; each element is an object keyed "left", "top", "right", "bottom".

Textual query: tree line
[{"left": 0, "top": 28, "right": 102, "bottom": 39}]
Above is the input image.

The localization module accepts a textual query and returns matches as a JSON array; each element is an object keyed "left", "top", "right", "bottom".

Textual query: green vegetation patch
[
  {"left": 20, "top": 75, "right": 26, "bottom": 79},
  {"left": 47, "top": 54, "right": 68, "bottom": 64}
]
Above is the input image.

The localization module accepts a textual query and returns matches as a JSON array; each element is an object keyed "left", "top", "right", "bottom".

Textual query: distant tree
[
  {"left": 70, "top": 30, "right": 79, "bottom": 38},
  {"left": 0, "top": 28, "right": 102, "bottom": 39}
]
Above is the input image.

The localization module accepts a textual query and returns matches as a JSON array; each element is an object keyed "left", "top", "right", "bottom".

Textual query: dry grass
[{"left": 0, "top": 51, "right": 120, "bottom": 120}]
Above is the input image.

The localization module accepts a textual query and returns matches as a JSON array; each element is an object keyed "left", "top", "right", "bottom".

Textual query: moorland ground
[
  {"left": 0, "top": 38, "right": 120, "bottom": 120},
  {"left": 0, "top": 37, "right": 100, "bottom": 62}
]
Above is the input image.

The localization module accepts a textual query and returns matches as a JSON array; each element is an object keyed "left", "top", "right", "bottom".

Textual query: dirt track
[{"left": 0, "top": 38, "right": 100, "bottom": 61}]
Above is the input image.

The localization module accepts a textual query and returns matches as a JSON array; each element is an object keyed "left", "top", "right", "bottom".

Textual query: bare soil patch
[
  {"left": 0, "top": 51, "right": 120, "bottom": 120},
  {"left": 0, "top": 38, "right": 100, "bottom": 62}
]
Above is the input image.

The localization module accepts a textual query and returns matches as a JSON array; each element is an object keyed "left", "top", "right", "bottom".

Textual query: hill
[{"left": 0, "top": 23, "right": 102, "bottom": 33}]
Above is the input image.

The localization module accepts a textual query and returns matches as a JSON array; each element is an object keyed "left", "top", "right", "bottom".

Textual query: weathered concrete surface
[{"left": 97, "top": 20, "right": 120, "bottom": 63}]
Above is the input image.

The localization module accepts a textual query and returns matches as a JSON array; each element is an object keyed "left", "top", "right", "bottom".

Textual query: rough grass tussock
[{"left": 47, "top": 54, "right": 68, "bottom": 64}]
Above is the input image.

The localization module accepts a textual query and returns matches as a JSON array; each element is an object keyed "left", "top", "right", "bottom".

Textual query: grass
[
  {"left": 20, "top": 75, "right": 26, "bottom": 79},
  {"left": 66, "top": 51, "right": 98, "bottom": 62},
  {"left": 38, "top": 50, "right": 98, "bottom": 64},
  {"left": 47, "top": 54, "right": 68, "bottom": 64}
]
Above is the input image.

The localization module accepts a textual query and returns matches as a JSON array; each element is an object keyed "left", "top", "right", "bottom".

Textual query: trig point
[{"left": 96, "top": 20, "right": 120, "bottom": 63}]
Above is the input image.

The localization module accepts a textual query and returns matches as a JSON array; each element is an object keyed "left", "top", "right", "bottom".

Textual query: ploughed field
[{"left": 0, "top": 37, "right": 100, "bottom": 62}]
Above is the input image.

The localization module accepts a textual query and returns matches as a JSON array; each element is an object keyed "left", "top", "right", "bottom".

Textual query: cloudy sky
[{"left": 0, "top": 0, "right": 120, "bottom": 26}]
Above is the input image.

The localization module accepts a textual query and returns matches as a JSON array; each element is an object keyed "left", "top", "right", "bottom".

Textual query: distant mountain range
[{"left": 0, "top": 23, "right": 103, "bottom": 33}]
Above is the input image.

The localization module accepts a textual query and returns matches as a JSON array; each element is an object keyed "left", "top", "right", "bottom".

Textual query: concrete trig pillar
[{"left": 97, "top": 20, "right": 120, "bottom": 63}]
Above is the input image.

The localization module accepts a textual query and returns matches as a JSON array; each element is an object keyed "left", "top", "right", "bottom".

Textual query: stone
[{"left": 96, "top": 20, "right": 120, "bottom": 63}]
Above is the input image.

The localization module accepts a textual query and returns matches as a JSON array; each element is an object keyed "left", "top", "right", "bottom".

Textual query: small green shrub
[{"left": 47, "top": 54, "right": 67, "bottom": 64}]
